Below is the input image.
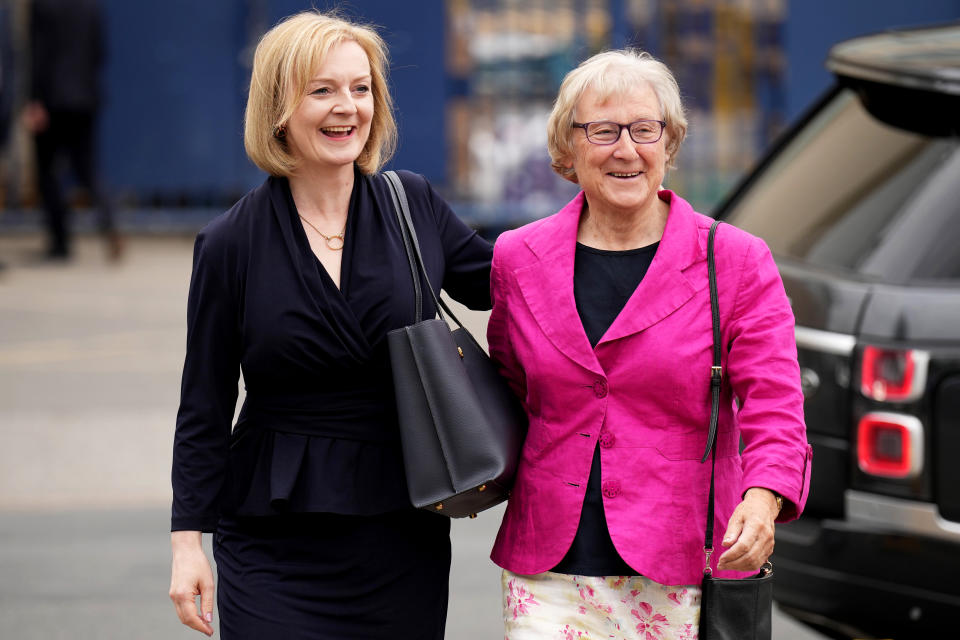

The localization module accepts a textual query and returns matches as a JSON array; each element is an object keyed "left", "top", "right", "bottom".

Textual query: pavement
[{"left": 0, "top": 231, "right": 828, "bottom": 639}]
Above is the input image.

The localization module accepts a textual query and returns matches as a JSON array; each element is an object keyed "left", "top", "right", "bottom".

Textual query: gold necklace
[{"left": 298, "top": 214, "right": 345, "bottom": 251}]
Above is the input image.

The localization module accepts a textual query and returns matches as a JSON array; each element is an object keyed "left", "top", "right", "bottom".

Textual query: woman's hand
[
  {"left": 169, "top": 531, "right": 215, "bottom": 636},
  {"left": 22, "top": 101, "right": 49, "bottom": 133},
  {"left": 716, "top": 487, "right": 779, "bottom": 572}
]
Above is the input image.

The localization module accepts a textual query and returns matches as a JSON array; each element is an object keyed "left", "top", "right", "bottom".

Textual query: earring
[{"left": 273, "top": 124, "right": 287, "bottom": 139}]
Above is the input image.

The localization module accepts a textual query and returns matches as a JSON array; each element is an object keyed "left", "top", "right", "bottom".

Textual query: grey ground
[{"left": 0, "top": 233, "right": 826, "bottom": 639}]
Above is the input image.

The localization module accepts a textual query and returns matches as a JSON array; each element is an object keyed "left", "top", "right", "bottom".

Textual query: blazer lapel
[
  {"left": 599, "top": 191, "right": 705, "bottom": 344},
  {"left": 514, "top": 193, "right": 603, "bottom": 375}
]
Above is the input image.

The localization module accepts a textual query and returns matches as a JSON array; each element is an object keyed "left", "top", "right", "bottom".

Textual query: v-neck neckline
[
  {"left": 286, "top": 172, "right": 360, "bottom": 298},
  {"left": 264, "top": 174, "right": 374, "bottom": 363}
]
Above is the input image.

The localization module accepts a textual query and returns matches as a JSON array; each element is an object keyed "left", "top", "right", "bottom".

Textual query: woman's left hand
[{"left": 716, "top": 487, "right": 779, "bottom": 572}]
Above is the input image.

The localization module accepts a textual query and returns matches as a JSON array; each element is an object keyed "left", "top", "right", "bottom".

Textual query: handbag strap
[
  {"left": 382, "top": 171, "right": 483, "bottom": 349},
  {"left": 702, "top": 219, "right": 723, "bottom": 575},
  {"left": 384, "top": 170, "right": 423, "bottom": 322}
]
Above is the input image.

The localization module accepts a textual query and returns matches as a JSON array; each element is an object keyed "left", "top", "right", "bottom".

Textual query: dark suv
[{"left": 714, "top": 23, "right": 960, "bottom": 640}]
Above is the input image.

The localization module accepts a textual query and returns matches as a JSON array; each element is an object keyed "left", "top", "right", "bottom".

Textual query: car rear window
[{"left": 722, "top": 88, "right": 960, "bottom": 283}]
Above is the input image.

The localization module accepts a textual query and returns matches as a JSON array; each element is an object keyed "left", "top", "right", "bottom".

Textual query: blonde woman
[{"left": 168, "top": 11, "right": 492, "bottom": 638}]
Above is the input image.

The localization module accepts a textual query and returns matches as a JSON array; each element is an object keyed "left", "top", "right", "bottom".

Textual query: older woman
[
  {"left": 487, "top": 50, "right": 812, "bottom": 638},
  {"left": 168, "top": 11, "right": 492, "bottom": 639}
]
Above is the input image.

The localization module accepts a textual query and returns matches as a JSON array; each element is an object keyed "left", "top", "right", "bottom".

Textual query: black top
[
  {"left": 171, "top": 168, "right": 493, "bottom": 532},
  {"left": 552, "top": 241, "right": 658, "bottom": 576},
  {"left": 30, "top": 0, "right": 105, "bottom": 111}
]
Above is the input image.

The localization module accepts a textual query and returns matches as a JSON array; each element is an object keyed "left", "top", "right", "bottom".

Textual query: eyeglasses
[{"left": 572, "top": 119, "right": 666, "bottom": 145}]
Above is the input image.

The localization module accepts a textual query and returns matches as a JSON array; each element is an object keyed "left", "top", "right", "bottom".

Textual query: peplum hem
[{"left": 228, "top": 427, "right": 412, "bottom": 517}]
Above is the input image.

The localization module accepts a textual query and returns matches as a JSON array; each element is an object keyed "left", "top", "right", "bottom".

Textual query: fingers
[
  {"left": 171, "top": 585, "right": 214, "bottom": 636},
  {"left": 170, "top": 578, "right": 214, "bottom": 636},
  {"left": 170, "top": 533, "right": 216, "bottom": 636},
  {"left": 717, "top": 501, "right": 775, "bottom": 572},
  {"left": 170, "top": 588, "right": 206, "bottom": 636},
  {"left": 721, "top": 513, "right": 744, "bottom": 550},
  {"left": 717, "top": 525, "right": 772, "bottom": 571},
  {"left": 200, "top": 577, "right": 215, "bottom": 630}
]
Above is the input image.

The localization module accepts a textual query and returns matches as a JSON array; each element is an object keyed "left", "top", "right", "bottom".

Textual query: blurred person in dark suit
[
  {"left": 24, "top": 0, "right": 121, "bottom": 261},
  {"left": 0, "top": 0, "right": 15, "bottom": 273},
  {"left": 0, "top": 0, "right": 14, "bottom": 151}
]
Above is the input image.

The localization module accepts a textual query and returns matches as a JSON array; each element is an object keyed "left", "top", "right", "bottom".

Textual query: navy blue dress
[{"left": 171, "top": 168, "right": 492, "bottom": 639}]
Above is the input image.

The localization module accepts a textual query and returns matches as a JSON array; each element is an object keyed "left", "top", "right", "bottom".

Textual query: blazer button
[
  {"left": 599, "top": 432, "right": 615, "bottom": 448},
  {"left": 593, "top": 379, "right": 608, "bottom": 398},
  {"left": 601, "top": 479, "right": 621, "bottom": 498}
]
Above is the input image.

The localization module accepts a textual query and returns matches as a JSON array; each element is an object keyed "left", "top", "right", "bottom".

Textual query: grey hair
[{"left": 546, "top": 49, "right": 687, "bottom": 182}]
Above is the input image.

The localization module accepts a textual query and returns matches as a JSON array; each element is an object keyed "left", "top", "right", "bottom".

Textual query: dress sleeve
[
  {"left": 171, "top": 229, "right": 241, "bottom": 532},
  {"left": 424, "top": 178, "right": 493, "bottom": 311},
  {"left": 725, "top": 234, "right": 812, "bottom": 522}
]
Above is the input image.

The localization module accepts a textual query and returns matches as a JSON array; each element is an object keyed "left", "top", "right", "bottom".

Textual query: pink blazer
[{"left": 487, "top": 190, "right": 812, "bottom": 586}]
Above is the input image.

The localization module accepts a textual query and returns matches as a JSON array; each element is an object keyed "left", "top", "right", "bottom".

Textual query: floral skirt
[{"left": 503, "top": 570, "right": 701, "bottom": 640}]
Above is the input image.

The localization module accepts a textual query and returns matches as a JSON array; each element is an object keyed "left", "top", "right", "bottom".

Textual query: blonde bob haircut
[
  {"left": 244, "top": 11, "right": 397, "bottom": 177},
  {"left": 547, "top": 49, "right": 687, "bottom": 182}
]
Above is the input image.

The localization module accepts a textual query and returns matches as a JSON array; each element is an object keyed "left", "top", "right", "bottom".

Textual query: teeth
[
  {"left": 322, "top": 126, "right": 353, "bottom": 133},
  {"left": 610, "top": 172, "right": 640, "bottom": 177}
]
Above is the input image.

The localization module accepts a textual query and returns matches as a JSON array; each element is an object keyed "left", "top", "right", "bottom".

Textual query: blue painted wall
[
  {"left": 98, "top": 0, "right": 445, "bottom": 203},
  {"left": 94, "top": 1, "right": 959, "bottom": 205},
  {"left": 785, "top": 0, "right": 960, "bottom": 119},
  {"left": 100, "top": 0, "right": 250, "bottom": 201}
]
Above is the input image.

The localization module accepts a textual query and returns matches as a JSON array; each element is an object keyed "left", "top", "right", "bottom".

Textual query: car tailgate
[{"left": 779, "top": 260, "right": 871, "bottom": 517}]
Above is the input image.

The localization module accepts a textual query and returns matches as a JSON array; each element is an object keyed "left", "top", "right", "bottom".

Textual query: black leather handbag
[
  {"left": 383, "top": 171, "right": 527, "bottom": 518},
  {"left": 699, "top": 220, "right": 774, "bottom": 640}
]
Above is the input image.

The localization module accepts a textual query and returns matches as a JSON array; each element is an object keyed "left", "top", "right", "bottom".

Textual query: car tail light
[
  {"left": 860, "top": 346, "right": 929, "bottom": 402},
  {"left": 857, "top": 412, "right": 923, "bottom": 479}
]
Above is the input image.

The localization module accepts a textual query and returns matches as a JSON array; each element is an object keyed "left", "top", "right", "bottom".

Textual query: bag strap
[
  {"left": 384, "top": 170, "right": 423, "bottom": 322},
  {"left": 702, "top": 219, "right": 723, "bottom": 575},
  {"left": 382, "top": 171, "right": 482, "bottom": 349}
]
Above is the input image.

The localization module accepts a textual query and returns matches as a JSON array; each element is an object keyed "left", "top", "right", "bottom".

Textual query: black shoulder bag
[
  {"left": 699, "top": 220, "right": 774, "bottom": 640},
  {"left": 383, "top": 171, "right": 528, "bottom": 518}
]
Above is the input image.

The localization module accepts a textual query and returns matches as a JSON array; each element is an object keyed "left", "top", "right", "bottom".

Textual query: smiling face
[
  {"left": 285, "top": 39, "right": 373, "bottom": 175},
  {"left": 567, "top": 82, "right": 668, "bottom": 220}
]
